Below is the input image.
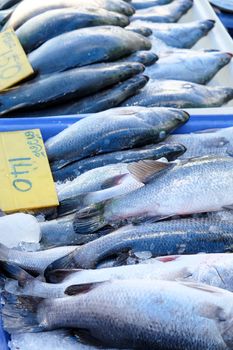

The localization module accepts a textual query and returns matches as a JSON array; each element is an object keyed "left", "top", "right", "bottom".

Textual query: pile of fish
[
  {"left": 1, "top": 0, "right": 233, "bottom": 349},
  {"left": 1, "top": 105, "right": 233, "bottom": 349},
  {"left": 0, "top": 0, "right": 232, "bottom": 117}
]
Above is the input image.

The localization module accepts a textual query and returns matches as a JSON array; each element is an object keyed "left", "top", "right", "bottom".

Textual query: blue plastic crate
[
  {"left": 218, "top": 12, "right": 233, "bottom": 37},
  {"left": 1, "top": 112, "right": 233, "bottom": 349}
]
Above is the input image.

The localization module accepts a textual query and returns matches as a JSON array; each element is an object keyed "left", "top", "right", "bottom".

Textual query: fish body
[
  {"left": 167, "top": 127, "right": 233, "bottom": 159},
  {"left": 29, "top": 26, "right": 151, "bottom": 75},
  {"left": 121, "top": 79, "right": 233, "bottom": 108},
  {"left": 5, "top": 252, "right": 233, "bottom": 298},
  {"left": 3, "top": 279, "right": 233, "bottom": 349},
  {"left": 0, "top": 244, "right": 77, "bottom": 275},
  {"left": 131, "top": 19, "right": 215, "bottom": 48},
  {"left": 46, "top": 218, "right": 233, "bottom": 270},
  {"left": 132, "top": 0, "right": 193, "bottom": 23},
  {"left": 0, "top": 62, "right": 144, "bottom": 116},
  {"left": 19, "top": 75, "right": 149, "bottom": 118},
  {"left": 16, "top": 8, "right": 130, "bottom": 53},
  {"left": 46, "top": 106, "right": 189, "bottom": 169},
  {"left": 53, "top": 143, "right": 186, "bottom": 182},
  {"left": 66, "top": 156, "right": 233, "bottom": 235},
  {"left": 6, "top": 0, "right": 134, "bottom": 29},
  {"left": 145, "top": 51, "right": 232, "bottom": 84}
]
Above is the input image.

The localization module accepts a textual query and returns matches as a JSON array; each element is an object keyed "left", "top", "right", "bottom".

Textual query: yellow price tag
[
  {"left": 0, "top": 28, "right": 34, "bottom": 91},
  {"left": 0, "top": 129, "right": 59, "bottom": 213}
]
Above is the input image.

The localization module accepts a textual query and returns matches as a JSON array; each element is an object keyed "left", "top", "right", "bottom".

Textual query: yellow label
[
  {"left": 0, "top": 28, "right": 34, "bottom": 91},
  {"left": 0, "top": 129, "right": 59, "bottom": 213}
]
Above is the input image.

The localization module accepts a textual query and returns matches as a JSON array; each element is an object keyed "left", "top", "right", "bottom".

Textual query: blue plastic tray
[{"left": 1, "top": 112, "right": 233, "bottom": 350}]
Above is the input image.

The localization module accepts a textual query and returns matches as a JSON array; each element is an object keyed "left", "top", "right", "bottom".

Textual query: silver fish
[
  {"left": 29, "top": 26, "right": 151, "bottom": 75},
  {"left": 46, "top": 106, "right": 189, "bottom": 170},
  {"left": 145, "top": 51, "right": 232, "bottom": 84},
  {"left": 45, "top": 218, "right": 233, "bottom": 270},
  {"left": 5, "top": 252, "right": 233, "bottom": 298},
  {"left": 131, "top": 19, "right": 215, "bottom": 48},
  {"left": 132, "top": 0, "right": 173, "bottom": 10},
  {"left": 121, "top": 79, "right": 233, "bottom": 108},
  {"left": 67, "top": 156, "right": 233, "bottom": 234},
  {"left": 132, "top": 0, "right": 193, "bottom": 23},
  {"left": 3, "top": 279, "right": 233, "bottom": 349},
  {"left": 6, "top": 0, "right": 134, "bottom": 29},
  {"left": 167, "top": 127, "right": 233, "bottom": 159},
  {"left": 16, "top": 8, "right": 130, "bottom": 53}
]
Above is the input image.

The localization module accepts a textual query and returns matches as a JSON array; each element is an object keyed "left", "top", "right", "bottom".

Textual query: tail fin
[
  {"left": 0, "top": 261, "right": 34, "bottom": 287},
  {"left": 2, "top": 292, "right": 43, "bottom": 333},
  {"left": 73, "top": 202, "right": 108, "bottom": 235},
  {"left": 58, "top": 194, "right": 87, "bottom": 217},
  {"left": 44, "top": 250, "right": 79, "bottom": 281}
]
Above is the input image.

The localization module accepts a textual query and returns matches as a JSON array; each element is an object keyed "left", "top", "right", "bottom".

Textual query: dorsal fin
[
  {"left": 65, "top": 281, "right": 108, "bottom": 296},
  {"left": 127, "top": 159, "right": 172, "bottom": 184}
]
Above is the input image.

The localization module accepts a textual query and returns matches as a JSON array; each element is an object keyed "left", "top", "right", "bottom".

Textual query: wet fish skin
[
  {"left": 19, "top": 75, "right": 149, "bottom": 118},
  {"left": 0, "top": 244, "right": 78, "bottom": 275},
  {"left": 131, "top": 19, "right": 215, "bottom": 48},
  {"left": 46, "top": 106, "right": 189, "bottom": 169},
  {"left": 132, "top": 0, "right": 173, "bottom": 10},
  {"left": 29, "top": 26, "right": 151, "bottom": 75},
  {"left": 45, "top": 218, "right": 233, "bottom": 270},
  {"left": 126, "top": 25, "right": 152, "bottom": 37},
  {"left": 0, "top": 62, "right": 144, "bottom": 116},
  {"left": 6, "top": 252, "right": 233, "bottom": 298},
  {"left": 132, "top": 0, "right": 193, "bottom": 23},
  {"left": 6, "top": 0, "right": 135, "bottom": 30},
  {"left": 145, "top": 51, "right": 232, "bottom": 84},
  {"left": 3, "top": 279, "right": 233, "bottom": 349},
  {"left": 66, "top": 156, "right": 233, "bottom": 234},
  {"left": 121, "top": 79, "right": 233, "bottom": 108},
  {"left": 16, "top": 8, "right": 130, "bottom": 53},
  {"left": 53, "top": 143, "right": 186, "bottom": 182},
  {"left": 167, "top": 127, "right": 233, "bottom": 159}
]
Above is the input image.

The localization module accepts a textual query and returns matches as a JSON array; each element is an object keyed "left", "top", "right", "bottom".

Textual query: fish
[
  {"left": 61, "top": 156, "right": 233, "bottom": 234},
  {"left": 29, "top": 26, "right": 151, "bottom": 75},
  {"left": 0, "top": 0, "right": 20, "bottom": 10},
  {"left": 6, "top": 0, "right": 135, "bottom": 30},
  {"left": 39, "top": 214, "right": 107, "bottom": 249},
  {"left": 167, "top": 127, "right": 233, "bottom": 159},
  {"left": 56, "top": 162, "right": 144, "bottom": 216},
  {"left": 145, "top": 51, "right": 232, "bottom": 84},
  {"left": 45, "top": 106, "right": 189, "bottom": 169},
  {"left": 53, "top": 143, "right": 186, "bottom": 182},
  {"left": 126, "top": 25, "right": 152, "bottom": 37},
  {"left": 132, "top": 0, "right": 193, "bottom": 23},
  {"left": 121, "top": 79, "right": 233, "bottom": 108},
  {"left": 131, "top": 19, "right": 215, "bottom": 48},
  {"left": 45, "top": 218, "right": 233, "bottom": 270},
  {"left": 0, "top": 244, "right": 78, "bottom": 275},
  {"left": 0, "top": 62, "right": 144, "bottom": 116},
  {"left": 16, "top": 8, "right": 130, "bottom": 53},
  {"left": 12, "top": 75, "right": 149, "bottom": 118},
  {"left": 5, "top": 252, "right": 233, "bottom": 298},
  {"left": 3, "top": 279, "right": 233, "bottom": 350},
  {"left": 132, "top": 0, "right": 173, "bottom": 10}
]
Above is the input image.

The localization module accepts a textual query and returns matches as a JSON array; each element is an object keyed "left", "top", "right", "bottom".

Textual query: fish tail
[
  {"left": 2, "top": 291, "right": 43, "bottom": 333},
  {"left": 58, "top": 194, "right": 88, "bottom": 217},
  {"left": 0, "top": 260, "right": 34, "bottom": 286},
  {"left": 73, "top": 202, "right": 109, "bottom": 235}
]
